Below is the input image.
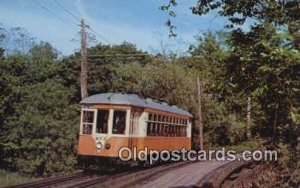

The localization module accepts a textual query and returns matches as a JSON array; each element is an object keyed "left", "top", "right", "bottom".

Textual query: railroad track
[
  {"left": 98, "top": 161, "right": 194, "bottom": 188},
  {"left": 121, "top": 157, "right": 263, "bottom": 187},
  {"left": 63, "top": 161, "right": 192, "bottom": 188},
  {"left": 4, "top": 168, "right": 131, "bottom": 188},
  {"left": 5, "top": 159, "right": 262, "bottom": 188},
  {"left": 4, "top": 161, "right": 192, "bottom": 188},
  {"left": 4, "top": 172, "right": 89, "bottom": 188}
]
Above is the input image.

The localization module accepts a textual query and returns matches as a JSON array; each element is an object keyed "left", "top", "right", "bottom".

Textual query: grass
[
  {"left": 225, "top": 138, "right": 266, "bottom": 152},
  {"left": 0, "top": 169, "right": 40, "bottom": 187},
  {"left": 205, "top": 137, "right": 266, "bottom": 153}
]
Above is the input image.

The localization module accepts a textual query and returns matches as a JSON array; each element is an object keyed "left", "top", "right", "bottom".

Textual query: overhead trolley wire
[
  {"left": 36, "top": 0, "right": 146, "bottom": 56},
  {"left": 34, "top": 1, "right": 79, "bottom": 29},
  {"left": 52, "top": 0, "right": 111, "bottom": 44},
  {"left": 87, "top": 27, "right": 111, "bottom": 44},
  {"left": 53, "top": 0, "right": 82, "bottom": 22},
  {"left": 88, "top": 54, "right": 149, "bottom": 58}
]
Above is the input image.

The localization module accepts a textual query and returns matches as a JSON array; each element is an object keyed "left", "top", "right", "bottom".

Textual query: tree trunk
[{"left": 197, "top": 77, "right": 204, "bottom": 150}]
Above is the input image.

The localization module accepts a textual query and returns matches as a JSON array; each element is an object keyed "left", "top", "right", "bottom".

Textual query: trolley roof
[{"left": 80, "top": 93, "right": 193, "bottom": 117}]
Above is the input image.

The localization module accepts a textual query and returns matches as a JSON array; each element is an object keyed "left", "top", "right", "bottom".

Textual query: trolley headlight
[
  {"left": 95, "top": 142, "right": 103, "bottom": 150},
  {"left": 105, "top": 143, "right": 111, "bottom": 149}
]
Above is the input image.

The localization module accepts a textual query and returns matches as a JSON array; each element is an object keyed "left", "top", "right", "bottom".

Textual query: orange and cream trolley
[{"left": 77, "top": 93, "right": 192, "bottom": 165}]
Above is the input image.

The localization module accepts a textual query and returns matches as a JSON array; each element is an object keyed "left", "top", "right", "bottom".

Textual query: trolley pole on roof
[
  {"left": 197, "top": 77, "right": 204, "bottom": 150},
  {"left": 80, "top": 18, "right": 88, "bottom": 99}
]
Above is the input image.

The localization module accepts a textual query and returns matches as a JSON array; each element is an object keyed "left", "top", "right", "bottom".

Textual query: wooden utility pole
[
  {"left": 197, "top": 77, "right": 204, "bottom": 150},
  {"left": 80, "top": 19, "right": 88, "bottom": 99},
  {"left": 246, "top": 97, "right": 252, "bottom": 138}
]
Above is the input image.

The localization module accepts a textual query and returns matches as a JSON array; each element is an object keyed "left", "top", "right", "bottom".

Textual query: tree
[
  {"left": 224, "top": 24, "right": 299, "bottom": 140},
  {"left": 162, "top": 0, "right": 300, "bottom": 142},
  {"left": 164, "top": 0, "right": 300, "bottom": 185},
  {"left": 2, "top": 80, "right": 78, "bottom": 175},
  {"left": 61, "top": 42, "right": 151, "bottom": 101},
  {"left": 112, "top": 60, "right": 198, "bottom": 111},
  {"left": 0, "top": 27, "right": 35, "bottom": 55},
  {"left": 0, "top": 43, "right": 79, "bottom": 176},
  {"left": 186, "top": 31, "right": 250, "bottom": 146}
]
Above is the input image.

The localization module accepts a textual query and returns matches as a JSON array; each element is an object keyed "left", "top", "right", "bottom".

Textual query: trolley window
[
  {"left": 146, "top": 113, "right": 189, "bottom": 137},
  {"left": 112, "top": 110, "right": 126, "bottom": 134},
  {"left": 82, "top": 110, "right": 94, "bottom": 135},
  {"left": 96, "top": 110, "right": 109, "bottom": 134}
]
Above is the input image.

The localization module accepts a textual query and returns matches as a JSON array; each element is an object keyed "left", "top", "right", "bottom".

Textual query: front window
[
  {"left": 96, "top": 110, "right": 109, "bottom": 134},
  {"left": 82, "top": 110, "right": 94, "bottom": 134},
  {"left": 112, "top": 110, "right": 126, "bottom": 134}
]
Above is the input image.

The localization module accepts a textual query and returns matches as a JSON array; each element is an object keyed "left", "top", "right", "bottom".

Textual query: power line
[
  {"left": 209, "top": 14, "right": 219, "bottom": 23},
  {"left": 35, "top": 1, "right": 79, "bottom": 29},
  {"left": 88, "top": 27, "right": 111, "bottom": 44},
  {"left": 53, "top": 0, "right": 81, "bottom": 23},
  {"left": 51, "top": 0, "right": 110, "bottom": 44},
  {"left": 38, "top": 0, "right": 112, "bottom": 47},
  {"left": 87, "top": 54, "right": 150, "bottom": 61},
  {"left": 88, "top": 54, "right": 149, "bottom": 58}
]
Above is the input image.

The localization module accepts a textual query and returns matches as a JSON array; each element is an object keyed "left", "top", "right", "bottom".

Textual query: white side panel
[
  {"left": 187, "top": 119, "right": 192, "bottom": 138},
  {"left": 139, "top": 112, "right": 148, "bottom": 137},
  {"left": 125, "top": 109, "right": 130, "bottom": 136},
  {"left": 92, "top": 110, "right": 98, "bottom": 134},
  {"left": 108, "top": 109, "right": 114, "bottom": 135}
]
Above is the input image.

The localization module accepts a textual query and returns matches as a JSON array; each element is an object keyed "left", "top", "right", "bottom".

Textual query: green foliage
[
  {"left": 180, "top": 0, "right": 300, "bottom": 144},
  {"left": 113, "top": 52, "right": 248, "bottom": 149},
  {"left": 27, "top": 42, "right": 60, "bottom": 83},
  {"left": 190, "top": 0, "right": 300, "bottom": 26},
  {"left": 221, "top": 24, "right": 299, "bottom": 142},
  {"left": 112, "top": 61, "right": 197, "bottom": 112},
  {"left": 2, "top": 80, "right": 78, "bottom": 176},
  {"left": 0, "top": 43, "right": 79, "bottom": 176},
  {"left": 204, "top": 116, "right": 248, "bottom": 147},
  {"left": 183, "top": 0, "right": 300, "bottom": 185},
  {"left": 0, "top": 169, "right": 39, "bottom": 187},
  {"left": 187, "top": 31, "right": 249, "bottom": 147},
  {"left": 0, "top": 3, "right": 298, "bottom": 182},
  {"left": 258, "top": 143, "right": 300, "bottom": 187},
  {"left": 211, "top": 138, "right": 265, "bottom": 153},
  {"left": 61, "top": 42, "right": 151, "bottom": 100}
]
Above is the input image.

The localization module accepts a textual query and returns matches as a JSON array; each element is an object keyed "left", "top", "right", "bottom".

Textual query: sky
[{"left": 0, "top": 0, "right": 227, "bottom": 56}]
